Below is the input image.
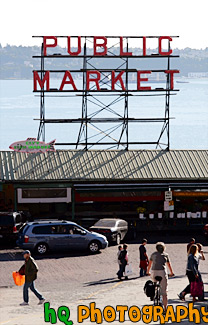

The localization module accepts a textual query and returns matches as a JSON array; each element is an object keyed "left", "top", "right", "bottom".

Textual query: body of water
[{"left": 0, "top": 79, "right": 208, "bottom": 150}]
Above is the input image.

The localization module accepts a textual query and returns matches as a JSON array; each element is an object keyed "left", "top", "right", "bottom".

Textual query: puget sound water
[{"left": 0, "top": 79, "right": 207, "bottom": 150}]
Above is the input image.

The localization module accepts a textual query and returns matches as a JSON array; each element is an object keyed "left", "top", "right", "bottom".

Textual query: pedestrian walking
[
  {"left": 196, "top": 243, "right": 205, "bottom": 262},
  {"left": 178, "top": 244, "right": 203, "bottom": 302},
  {"left": 139, "top": 238, "right": 149, "bottom": 277},
  {"left": 19, "top": 250, "right": 45, "bottom": 306},
  {"left": 187, "top": 238, "right": 195, "bottom": 253},
  {"left": 117, "top": 244, "right": 128, "bottom": 280},
  {"left": 117, "top": 245, "right": 122, "bottom": 275},
  {"left": 146, "top": 242, "right": 174, "bottom": 311},
  {"left": 196, "top": 243, "right": 205, "bottom": 300}
]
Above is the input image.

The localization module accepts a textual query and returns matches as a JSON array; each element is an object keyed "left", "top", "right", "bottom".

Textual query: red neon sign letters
[
  {"left": 33, "top": 36, "right": 179, "bottom": 92},
  {"left": 43, "top": 36, "right": 173, "bottom": 57}
]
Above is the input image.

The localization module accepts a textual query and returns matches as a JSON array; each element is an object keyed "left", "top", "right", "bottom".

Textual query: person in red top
[{"left": 139, "top": 239, "right": 149, "bottom": 277}]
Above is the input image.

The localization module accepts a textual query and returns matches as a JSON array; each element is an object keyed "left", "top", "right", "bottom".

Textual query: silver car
[
  {"left": 90, "top": 218, "right": 128, "bottom": 245},
  {"left": 17, "top": 220, "right": 108, "bottom": 255}
]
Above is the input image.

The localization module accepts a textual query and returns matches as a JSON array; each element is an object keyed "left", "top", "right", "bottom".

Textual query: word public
[{"left": 42, "top": 36, "right": 174, "bottom": 57}]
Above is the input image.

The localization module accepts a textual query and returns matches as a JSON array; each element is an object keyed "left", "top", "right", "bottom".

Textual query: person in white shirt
[{"left": 196, "top": 243, "right": 205, "bottom": 263}]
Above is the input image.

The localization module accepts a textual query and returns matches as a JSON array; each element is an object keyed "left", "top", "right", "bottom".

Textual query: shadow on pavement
[
  {"left": 84, "top": 276, "right": 140, "bottom": 286},
  {"left": 169, "top": 275, "right": 186, "bottom": 280},
  {"left": 84, "top": 274, "right": 188, "bottom": 287},
  {"left": 0, "top": 249, "right": 101, "bottom": 261}
]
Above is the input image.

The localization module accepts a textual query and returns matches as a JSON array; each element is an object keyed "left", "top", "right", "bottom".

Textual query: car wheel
[
  {"left": 35, "top": 243, "right": 48, "bottom": 255},
  {"left": 88, "top": 241, "right": 100, "bottom": 254},
  {"left": 116, "top": 234, "right": 121, "bottom": 245}
]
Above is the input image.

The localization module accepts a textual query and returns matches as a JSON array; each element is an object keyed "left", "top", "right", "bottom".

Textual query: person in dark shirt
[
  {"left": 19, "top": 250, "right": 45, "bottom": 306},
  {"left": 139, "top": 239, "right": 148, "bottom": 277},
  {"left": 187, "top": 238, "right": 195, "bottom": 253},
  {"left": 117, "top": 245, "right": 123, "bottom": 276},
  {"left": 117, "top": 244, "right": 129, "bottom": 280}
]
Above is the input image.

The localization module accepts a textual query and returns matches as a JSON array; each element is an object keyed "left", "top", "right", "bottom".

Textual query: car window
[
  {"left": 118, "top": 221, "right": 127, "bottom": 227},
  {"left": 50, "top": 225, "right": 73, "bottom": 235},
  {"left": 56, "top": 225, "right": 70, "bottom": 234},
  {"left": 71, "top": 226, "right": 86, "bottom": 235},
  {"left": 94, "top": 220, "right": 116, "bottom": 227},
  {"left": 32, "top": 225, "right": 52, "bottom": 234}
]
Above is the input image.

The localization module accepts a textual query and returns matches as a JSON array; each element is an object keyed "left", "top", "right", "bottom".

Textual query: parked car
[
  {"left": 203, "top": 224, "right": 208, "bottom": 239},
  {"left": 0, "top": 212, "right": 25, "bottom": 242},
  {"left": 90, "top": 218, "right": 128, "bottom": 245},
  {"left": 16, "top": 220, "right": 108, "bottom": 255}
]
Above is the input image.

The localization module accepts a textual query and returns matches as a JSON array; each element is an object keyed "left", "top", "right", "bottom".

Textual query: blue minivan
[{"left": 17, "top": 220, "right": 108, "bottom": 254}]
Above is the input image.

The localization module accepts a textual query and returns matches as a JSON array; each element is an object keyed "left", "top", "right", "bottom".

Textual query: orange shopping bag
[{"left": 12, "top": 271, "right": 25, "bottom": 286}]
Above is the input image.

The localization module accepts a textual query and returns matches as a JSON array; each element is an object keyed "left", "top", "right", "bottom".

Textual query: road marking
[{"left": 112, "top": 282, "right": 121, "bottom": 289}]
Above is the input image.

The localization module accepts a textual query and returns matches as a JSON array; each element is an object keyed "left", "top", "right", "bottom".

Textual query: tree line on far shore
[{"left": 0, "top": 44, "right": 208, "bottom": 80}]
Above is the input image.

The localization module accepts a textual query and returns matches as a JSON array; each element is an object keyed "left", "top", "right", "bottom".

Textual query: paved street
[{"left": 0, "top": 235, "right": 207, "bottom": 325}]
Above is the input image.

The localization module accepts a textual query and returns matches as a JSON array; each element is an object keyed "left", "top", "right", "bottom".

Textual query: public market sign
[{"left": 33, "top": 36, "right": 180, "bottom": 92}]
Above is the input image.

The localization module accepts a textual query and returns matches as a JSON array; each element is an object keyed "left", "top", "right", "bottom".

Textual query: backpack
[{"left": 144, "top": 280, "right": 155, "bottom": 300}]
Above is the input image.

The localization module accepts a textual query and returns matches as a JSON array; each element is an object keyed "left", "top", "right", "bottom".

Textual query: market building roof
[{"left": 0, "top": 150, "right": 208, "bottom": 182}]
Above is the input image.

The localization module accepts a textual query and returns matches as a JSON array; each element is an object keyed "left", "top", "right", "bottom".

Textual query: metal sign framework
[{"left": 33, "top": 36, "right": 179, "bottom": 150}]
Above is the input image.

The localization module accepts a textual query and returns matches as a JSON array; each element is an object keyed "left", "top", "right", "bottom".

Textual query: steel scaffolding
[{"left": 33, "top": 36, "right": 179, "bottom": 150}]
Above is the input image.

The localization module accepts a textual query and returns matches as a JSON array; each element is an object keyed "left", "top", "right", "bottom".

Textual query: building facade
[{"left": 0, "top": 150, "right": 208, "bottom": 232}]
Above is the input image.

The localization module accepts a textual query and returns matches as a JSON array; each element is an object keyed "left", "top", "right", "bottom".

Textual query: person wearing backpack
[{"left": 117, "top": 244, "right": 128, "bottom": 280}]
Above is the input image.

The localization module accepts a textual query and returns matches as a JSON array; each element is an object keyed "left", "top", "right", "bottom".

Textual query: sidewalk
[{"left": 0, "top": 274, "right": 207, "bottom": 325}]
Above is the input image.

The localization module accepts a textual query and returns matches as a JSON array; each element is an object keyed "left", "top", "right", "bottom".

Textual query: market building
[{"left": 0, "top": 149, "right": 208, "bottom": 233}]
